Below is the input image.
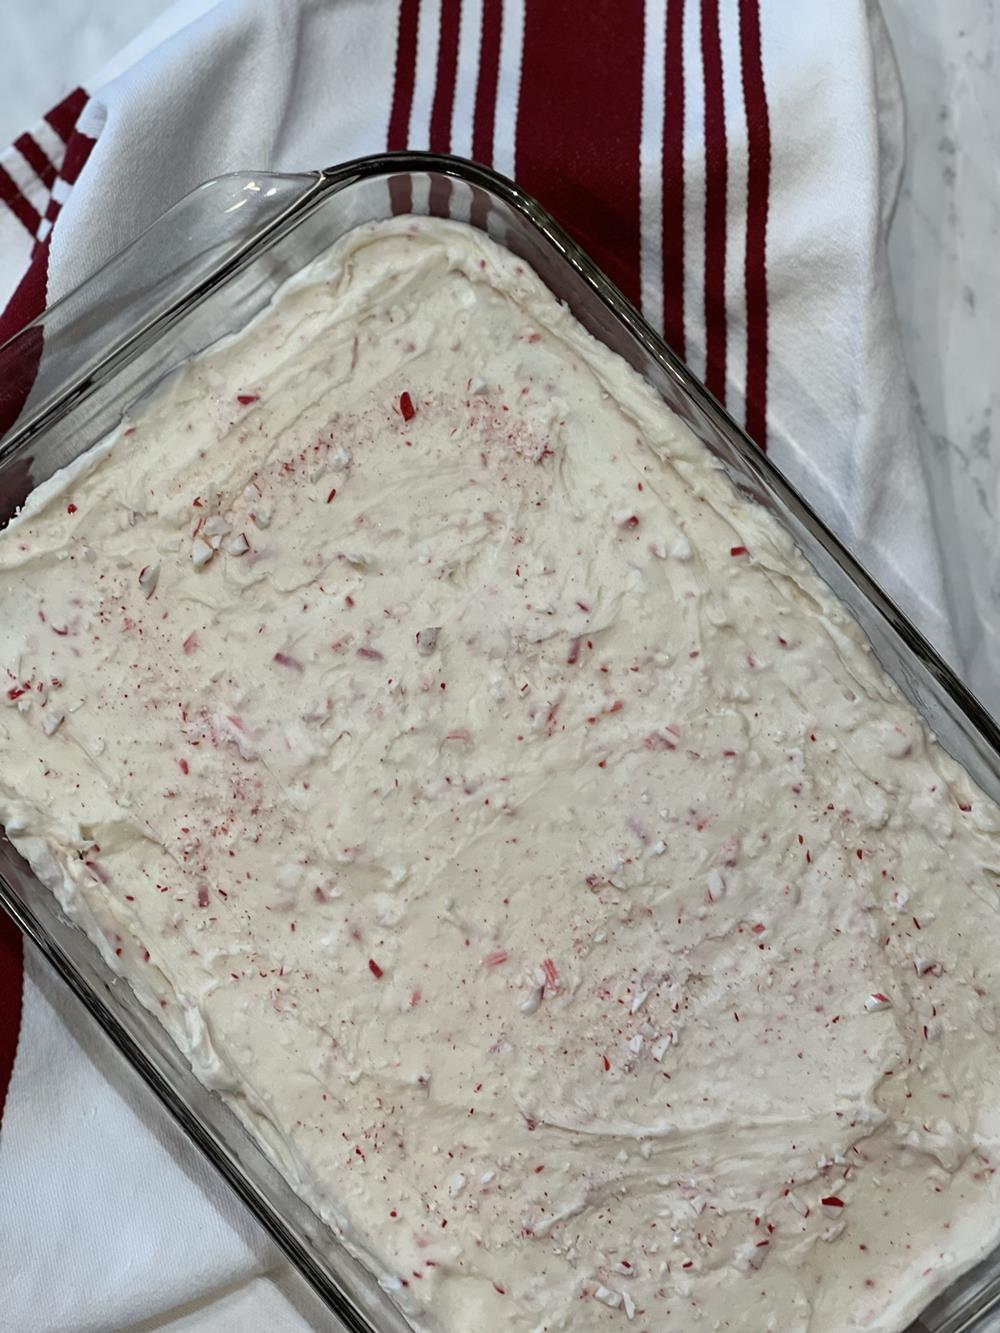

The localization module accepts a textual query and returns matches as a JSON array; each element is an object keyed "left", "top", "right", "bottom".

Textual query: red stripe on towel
[
  {"left": 515, "top": 0, "right": 644, "bottom": 309},
  {"left": 738, "top": 0, "right": 771, "bottom": 446}
]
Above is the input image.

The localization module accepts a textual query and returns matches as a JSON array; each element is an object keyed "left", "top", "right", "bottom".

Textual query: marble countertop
[{"left": 881, "top": 0, "right": 1000, "bottom": 709}]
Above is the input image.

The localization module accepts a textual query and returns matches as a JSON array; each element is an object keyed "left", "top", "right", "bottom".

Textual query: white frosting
[{"left": 2, "top": 217, "right": 1000, "bottom": 1332}]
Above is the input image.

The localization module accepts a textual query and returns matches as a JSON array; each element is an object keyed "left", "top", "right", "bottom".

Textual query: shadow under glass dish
[{"left": 0, "top": 153, "right": 997, "bottom": 1333}]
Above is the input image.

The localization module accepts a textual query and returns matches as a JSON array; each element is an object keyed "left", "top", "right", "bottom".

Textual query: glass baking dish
[{"left": 0, "top": 153, "right": 998, "bottom": 1333}]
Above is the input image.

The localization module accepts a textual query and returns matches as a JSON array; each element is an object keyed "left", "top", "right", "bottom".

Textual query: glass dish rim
[{"left": 0, "top": 149, "right": 997, "bottom": 1333}]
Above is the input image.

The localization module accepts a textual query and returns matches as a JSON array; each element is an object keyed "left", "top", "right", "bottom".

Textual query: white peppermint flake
[
  {"left": 630, "top": 989, "right": 648, "bottom": 1014},
  {"left": 650, "top": 1036, "right": 671, "bottom": 1063},
  {"left": 706, "top": 869, "right": 726, "bottom": 901},
  {"left": 622, "top": 1290, "right": 636, "bottom": 1320},
  {"left": 226, "top": 532, "right": 251, "bottom": 557},
  {"left": 191, "top": 537, "right": 215, "bottom": 567},
  {"left": 42, "top": 709, "right": 65, "bottom": 736},
  {"left": 521, "top": 984, "right": 544, "bottom": 1015},
  {"left": 138, "top": 563, "right": 159, "bottom": 597},
  {"left": 447, "top": 1172, "right": 467, "bottom": 1197},
  {"left": 593, "top": 1286, "right": 622, "bottom": 1310},
  {"left": 627, "top": 1034, "right": 643, "bottom": 1055},
  {"left": 416, "top": 626, "right": 441, "bottom": 656}
]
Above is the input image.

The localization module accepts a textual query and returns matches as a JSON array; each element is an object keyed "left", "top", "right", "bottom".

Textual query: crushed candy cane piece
[
  {"left": 914, "top": 958, "right": 940, "bottom": 977},
  {"left": 521, "top": 984, "right": 544, "bottom": 1015},
  {"left": 226, "top": 532, "right": 250, "bottom": 556},
  {"left": 821, "top": 1196, "right": 845, "bottom": 1216},
  {"left": 706, "top": 869, "right": 726, "bottom": 901},
  {"left": 593, "top": 1286, "right": 622, "bottom": 1310},
  {"left": 138, "top": 564, "right": 159, "bottom": 597},
  {"left": 191, "top": 537, "right": 215, "bottom": 567},
  {"left": 650, "top": 1036, "right": 672, "bottom": 1062},
  {"left": 627, "top": 1034, "right": 643, "bottom": 1055},
  {"left": 448, "top": 1172, "right": 467, "bottom": 1197},
  {"left": 622, "top": 1290, "right": 636, "bottom": 1320},
  {"left": 42, "top": 709, "right": 64, "bottom": 736},
  {"left": 741, "top": 1240, "right": 770, "bottom": 1270},
  {"left": 630, "top": 989, "right": 648, "bottom": 1014},
  {"left": 864, "top": 992, "right": 891, "bottom": 1012}
]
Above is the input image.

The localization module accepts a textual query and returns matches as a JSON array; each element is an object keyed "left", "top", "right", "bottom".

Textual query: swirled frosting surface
[{"left": 2, "top": 218, "right": 1000, "bottom": 1332}]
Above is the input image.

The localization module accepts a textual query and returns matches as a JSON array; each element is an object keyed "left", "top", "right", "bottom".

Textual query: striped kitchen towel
[{"left": 0, "top": 2, "right": 947, "bottom": 1329}]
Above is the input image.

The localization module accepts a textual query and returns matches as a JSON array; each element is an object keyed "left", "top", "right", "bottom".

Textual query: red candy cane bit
[
  {"left": 237, "top": 393, "right": 260, "bottom": 405},
  {"left": 493, "top": 1283, "right": 506, "bottom": 1296},
  {"left": 398, "top": 392, "right": 416, "bottom": 422},
  {"left": 821, "top": 1196, "right": 845, "bottom": 1208},
  {"left": 644, "top": 731, "right": 677, "bottom": 751},
  {"left": 326, "top": 488, "right": 337, "bottom": 503},
  {"left": 66, "top": 503, "right": 77, "bottom": 514},
  {"left": 541, "top": 958, "right": 559, "bottom": 987},
  {"left": 357, "top": 646, "right": 384, "bottom": 661},
  {"left": 182, "top": 631, "right": 199, "bottom": 655},
  {"left": 730, "top": 545, "right": 748, "bottom": 557},
  {"left": 197, "top": 885, "right": 209, "bottom": 908},
  {"left": 483, "top": 948, "right": 509, "bottom": 968},
  {"left": 273, "top": 652, "right": 304, "bottom": 672},
  {"left": 602, "top": 1054, "right": 611, "bottom": 1071},
  {"left": 178, "top": 758, "right": 189, "bottom": 775},
  {"left": 368, "top": 958, "right": 384, "bottom": 979}
]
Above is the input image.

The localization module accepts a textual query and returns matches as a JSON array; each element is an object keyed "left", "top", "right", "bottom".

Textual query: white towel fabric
[{"left": 0, "top": 1, "right": 954, "bottom": 1329}]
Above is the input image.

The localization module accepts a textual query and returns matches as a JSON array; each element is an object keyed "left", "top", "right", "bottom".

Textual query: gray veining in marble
[{"left": 880, "top": 0, "right": 1000, "bottom": 709}]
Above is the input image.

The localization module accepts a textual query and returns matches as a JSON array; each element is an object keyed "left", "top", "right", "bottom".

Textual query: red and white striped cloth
[{"left": 0, "top": 2, "right": 952, "bottom": 1328}]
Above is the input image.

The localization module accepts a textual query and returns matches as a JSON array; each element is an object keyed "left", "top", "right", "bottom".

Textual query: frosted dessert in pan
[{"left": 2, "top": 216, "right": 1000, "bottom": 1332}]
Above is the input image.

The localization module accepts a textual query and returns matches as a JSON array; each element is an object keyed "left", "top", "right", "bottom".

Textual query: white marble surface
[{"left": 881, "top": 0, "right": 1000, "bottom": 710}]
